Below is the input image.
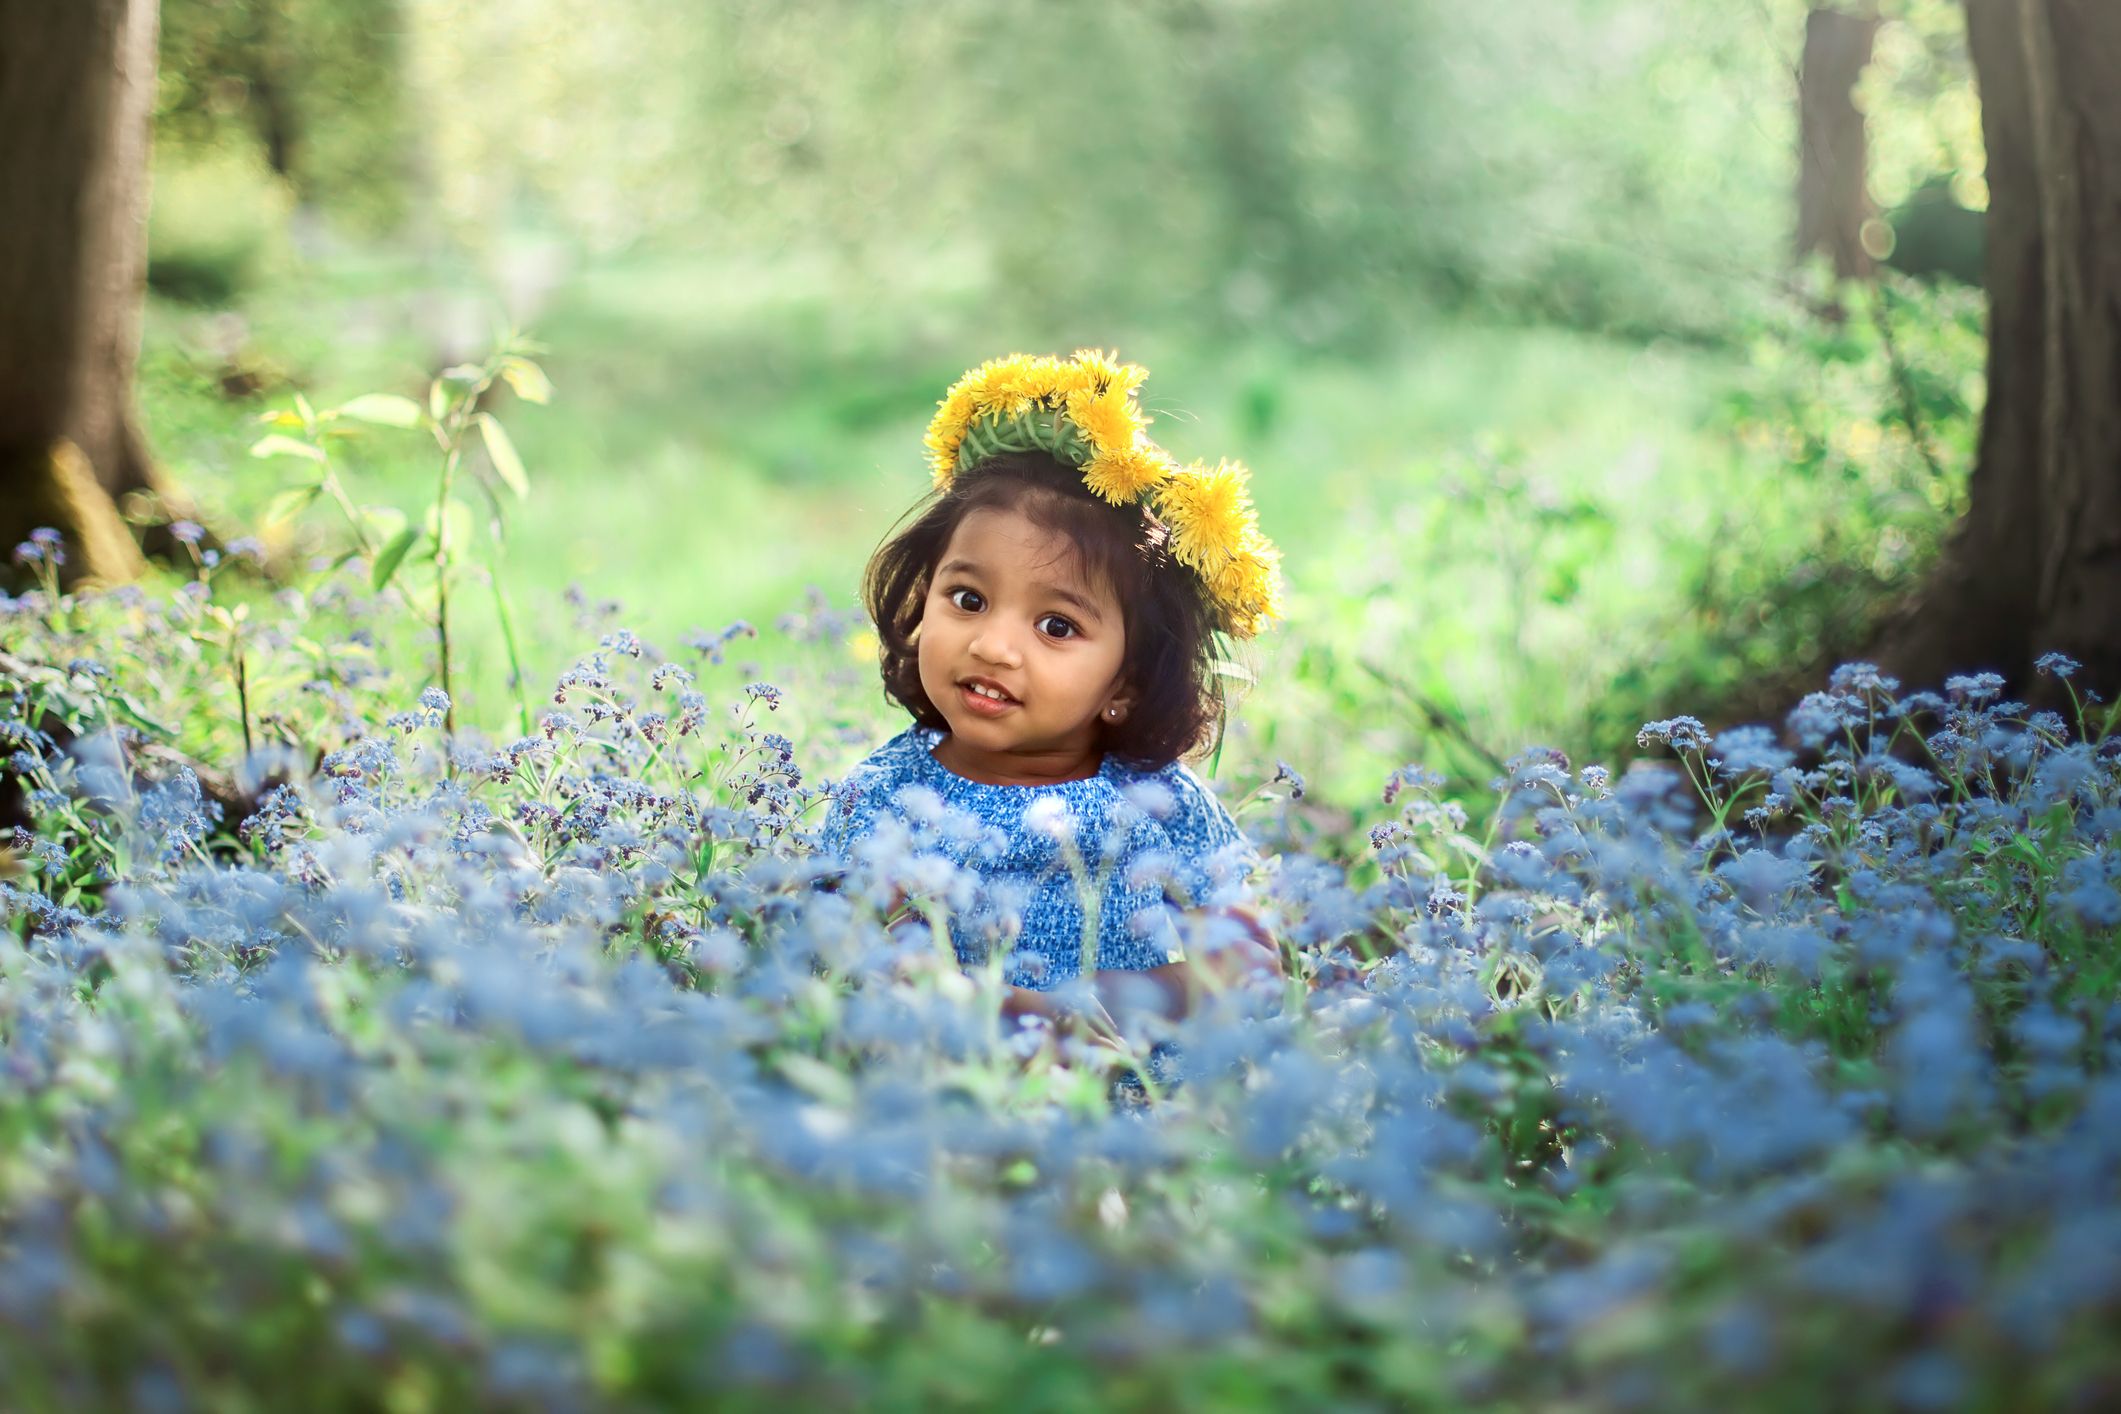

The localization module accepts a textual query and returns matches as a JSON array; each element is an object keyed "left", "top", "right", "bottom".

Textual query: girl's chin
[{"left": 942, "top": 713, "right": 1024, "bottom": 744}]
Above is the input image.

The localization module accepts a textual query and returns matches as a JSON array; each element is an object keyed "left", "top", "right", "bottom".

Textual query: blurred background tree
[
  {"left": 1881, "top": 0, "right": 2121, "bottom": 693},
  {"left": 1797, "top": 6, "right": 1883, "bottom": 285},
  {"left": 0, "top": 0, "right": 161, "bottom": 582},
  {"left": 155, "top": 0, "right": 411, "bottom": 238}
]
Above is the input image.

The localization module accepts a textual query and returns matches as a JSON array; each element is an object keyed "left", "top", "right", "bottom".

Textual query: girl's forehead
[{"left": 939, "top": 506, "right": 1115, "bottom": 601}]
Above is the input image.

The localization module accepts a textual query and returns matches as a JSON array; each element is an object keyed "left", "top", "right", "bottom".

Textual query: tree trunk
[
  {"left": 0, "top": 0, "right": 161, "bottom": 583},
  {"left": 250, "top": 2, "right": 299, "bottom": 182},
  {"left": 1882, "top": 0, "right": 2121, "bottom": 698},
  {"left": 1796, "top": 7, "right": 1882, "bottom": 284}
]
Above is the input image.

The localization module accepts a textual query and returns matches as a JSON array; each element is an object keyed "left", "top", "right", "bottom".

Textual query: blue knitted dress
[{"left": 821, "top": 725, "right": 1259, "bottom": 992}]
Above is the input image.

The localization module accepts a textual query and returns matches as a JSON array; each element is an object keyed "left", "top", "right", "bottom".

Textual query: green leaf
[
  {"left": 371, "top": 525, "right": 420, "bottom": 592},
  {"left": 114, "top": 693, "right": 180, "bottom": 738},
  {"left": 335, "top": 393, "right": 424, "bottom": 429},
  {"left": 422, "top": 498, "right": 476, "bottom": 558},
  {"left": 475, "top": 413, "right": 530, "bottom": 500},
  {"left": 498, "top": 356, "right": 553, "bottom": 405},
  {"left": 250, "top": 434, "right": 325, "bottom": 463},
  {"left": 263, "top": 484, "right": 324, "bottom": 528},
  {"left": 358, "top": 504, "right": 408, "bottom": 542}
]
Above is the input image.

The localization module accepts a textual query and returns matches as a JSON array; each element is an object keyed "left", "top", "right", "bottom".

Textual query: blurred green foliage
[
  {"left": 133, "top": 0, "right": 1995, "bottom": 801},
  {"left": 144, "top": 143, "right": 293, "bottom": 304},
  {"left": 397, "top": 0, "right": 1797, "bottom": 345},
  {"left": 153, "top": 0, "right": 1988, "bottom": 341},
  {"left": 156, "top": 0, "right": 410, "bottom": 229},
  {"left": 134, "top": 260, "right": 1978, "bottom": 817}
]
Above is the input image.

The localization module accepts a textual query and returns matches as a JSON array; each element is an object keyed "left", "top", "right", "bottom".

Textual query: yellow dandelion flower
[
  {"left": 943, "top": 364, "right": 988, "bottom": 409},
  {"left": 1043, "top": 356, "right": 1094, "bottom": 407},
  {"left": 1156, "top": 459, "right": 1257, "bottom": 571},
  {"left": 1210, "top": 537, "right": 1282, "bottom": 636},
  {"left": 1069, "top": 347, "right": 1119, "bottom": 384},
  {"left": 1066, "top": 380, "right": 1146, "bottom": 456},
  {"left": 925, "top": 441, "right": 958, "bottom": 486},
  {"left": 925, "top": 426, "right": 970, "bottom": 486},
  {"left": 1068, "top": 351, "right": 1136, "bottom": 396},
  {"left": 925, "top": 377, "right": 984, "bottom": 476},
  {"left": 1082, "top": 442, "right": 1173, "bottom": 505},
  {"left": 1070, "top": 348, "right": 1148, "bottom": 396},
  {"left": 972, "top": 354, "right": 1043, "bottom": 419}
]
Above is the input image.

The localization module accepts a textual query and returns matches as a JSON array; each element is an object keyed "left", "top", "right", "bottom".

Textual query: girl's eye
[
  {"left": 1036, "top": 614, "right": 1079, "bottom": 640},
  {"left": 947, "top": 587, "right": 985, "bottom": 612}
]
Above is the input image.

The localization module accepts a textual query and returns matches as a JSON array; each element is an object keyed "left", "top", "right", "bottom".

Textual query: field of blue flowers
[{"left": 4, "top": 515, "right": 2120, "bottom": 1409}]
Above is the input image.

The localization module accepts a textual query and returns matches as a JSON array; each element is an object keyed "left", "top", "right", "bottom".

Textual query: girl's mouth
[{"left": 958, "top": 678, "right": 1019, "bottom": 717}]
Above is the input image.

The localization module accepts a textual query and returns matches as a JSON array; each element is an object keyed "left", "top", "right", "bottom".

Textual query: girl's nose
[{"left": 968, "top": 625, "right": 1023, "bottom": 668}]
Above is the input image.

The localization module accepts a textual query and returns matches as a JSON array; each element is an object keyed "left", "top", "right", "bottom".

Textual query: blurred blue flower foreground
[{"left": 2, "top": 565, "right": 2118, "bottom": 1410}]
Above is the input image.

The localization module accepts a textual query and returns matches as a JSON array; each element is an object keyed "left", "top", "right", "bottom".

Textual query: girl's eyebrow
[
  {"left": 937, "top": 557, "right": 1107, "bottom": 624},
  {"left": 1041, "top": 584, "right": 1106, "bottom": 623}
]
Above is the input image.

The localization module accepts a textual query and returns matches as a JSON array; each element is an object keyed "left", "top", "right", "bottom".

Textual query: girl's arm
[
  {"left": 996, "top": 911, "right": 1284, "bottom": 1044},
  {"left": 1001, "top": 911, "right": 1285, "bottom": 1063},
  {"left": 1090, "top": 906, "right": 1284, "bottom": 1023}
]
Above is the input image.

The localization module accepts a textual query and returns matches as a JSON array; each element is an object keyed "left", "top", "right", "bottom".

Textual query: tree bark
[
  {"left": 1880, "top": 0, "right": 2121, "bottom": 699},
  {"left": 1796, "top": 7, "right": 1883, "bottom": 283},
  {"left": 0, "top": 0, "right": 162, "bottom": 583}
]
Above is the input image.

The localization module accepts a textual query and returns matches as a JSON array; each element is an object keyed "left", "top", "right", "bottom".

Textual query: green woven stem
[{"left": 956, "top": 407, "right": 1090, "bottom": 471}]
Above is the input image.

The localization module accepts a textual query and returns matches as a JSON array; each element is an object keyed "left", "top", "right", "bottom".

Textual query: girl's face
[{"left": 916, "top": 505, "right": 1131, "bottom": 785}]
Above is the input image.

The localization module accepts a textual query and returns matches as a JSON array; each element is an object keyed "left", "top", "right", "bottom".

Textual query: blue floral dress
[{"left": 821, "top": 726, "right": 1259, "bottom": 992}]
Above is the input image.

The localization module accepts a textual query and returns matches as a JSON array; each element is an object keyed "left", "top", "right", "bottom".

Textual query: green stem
[
  {"left": 486, "top": 563, "right": 533, "bottom": 739},
  {"left": 430, "top": 397, "right": 475, "bottom": 748},
  {"left": 234, "top": 641, "right": 254, "bottom": 760},
  {"left": 1057, "top": 836, "right": 1102, "bottom": 981},
  {"left": 318, "top": 462, "right": 375, "bottom": 556}
]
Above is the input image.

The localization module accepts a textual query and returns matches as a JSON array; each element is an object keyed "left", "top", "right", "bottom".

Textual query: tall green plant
[{"left": 249, "top": 336, "right": 551, "bottom": 742}]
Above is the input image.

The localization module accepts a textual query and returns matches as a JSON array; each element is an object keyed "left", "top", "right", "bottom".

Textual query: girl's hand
[
  {"left": 1088, "top": 911, "right": 1286, "bottom": 1025},
  {"left": 1187, "top": 905, "right": 1285, "bottom": 993},
  {"left": 1002, "top": 985, "right": 1128, "bottom": 1054},
  {"left": 1193, "top": 937, "right": 1283, "bottom": 991}
]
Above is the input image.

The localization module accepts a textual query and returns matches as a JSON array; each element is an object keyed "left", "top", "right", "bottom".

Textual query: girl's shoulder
[
  {"left": 820, "top": 725, "right": 938, "bottom": 856},
  {"left": 832, "top": 725, "right": 939, "bottom": 802},
  {"left": 1105, "top": 755, "right": 1258, "bottom": 905},
  {"left": 1104, "top": 754, "right": 1245, "bottom": 844},
  {"left": 845, "top": 723, "right": 937, "bottom": 775}
]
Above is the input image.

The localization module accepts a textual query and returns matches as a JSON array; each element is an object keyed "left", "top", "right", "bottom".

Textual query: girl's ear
[{"left": 1102, "top": 687, "right": 1136, "bottom": 725}]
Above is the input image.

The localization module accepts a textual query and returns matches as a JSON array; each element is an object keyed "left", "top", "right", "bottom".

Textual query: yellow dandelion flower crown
[{"left": 922, "top": 350, "right": 1283, "bottom": 638}]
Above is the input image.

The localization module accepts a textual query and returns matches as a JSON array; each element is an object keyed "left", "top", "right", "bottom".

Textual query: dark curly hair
[{"left": 861, "top": 449, "right": 1224, "bottom": 770}]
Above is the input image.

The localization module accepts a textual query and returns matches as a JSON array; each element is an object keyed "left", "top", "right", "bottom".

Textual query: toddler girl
[{"left": 823, "top": 351, "right": 1285, "bottom": 1047}]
